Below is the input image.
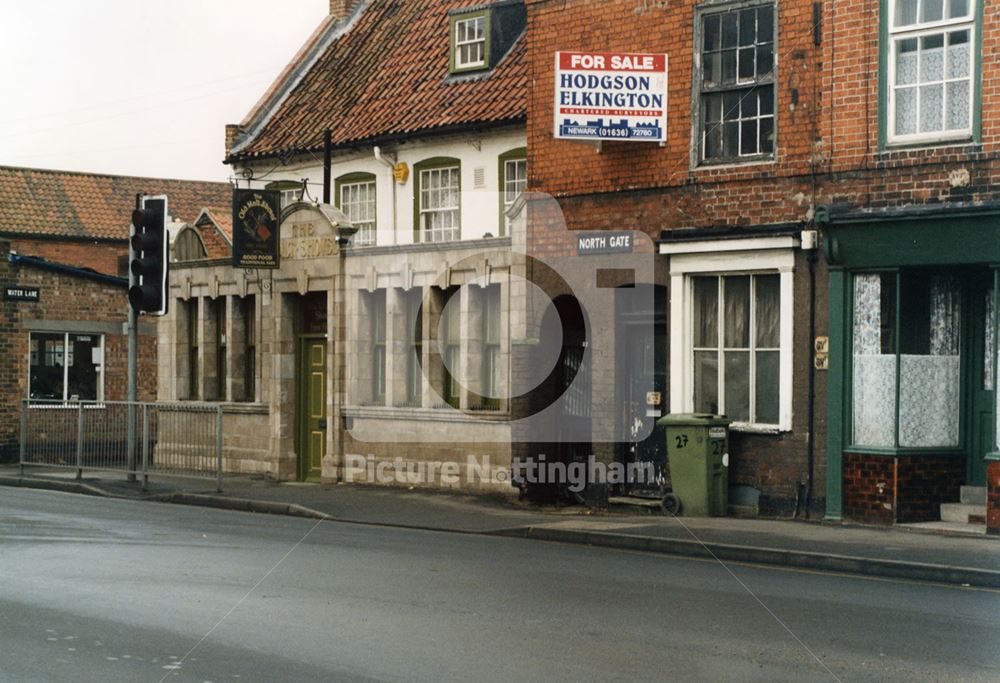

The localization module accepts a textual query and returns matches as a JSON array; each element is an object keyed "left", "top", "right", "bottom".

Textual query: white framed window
[
  {"left": 692, "top": 273, "right": 781, "bottom": 425},
  {"left": 28, "top": 332, "right": 105, "bottom": 402},
  {"left": 267, "top": 181, "right": 304, "bottom": 210},
  {"left": 503, "top": 158, "right": 527, "bottom": 233},
  {"left": 280, "top": 187, "right": 301, "bottom": 209},
  {"left": 419, "top": 166, "right": 461, "bottom": 243},
  {"left": 664, "top": 238, "right": 796, "bottom": 431},
  {"left": 453, "top": 15, "right": 486, "bottom": 70},
  {"left": 887, "top": 0, "right": 976, "bottom": 144},
  {"left": 340, "top": 179, "right": 377, "bottom": 246}
]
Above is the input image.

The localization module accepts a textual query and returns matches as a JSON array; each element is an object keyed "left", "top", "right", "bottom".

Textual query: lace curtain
[
  {"left": 853, "top": 274, "right": 883, "bottom": 355},
  {"left": 901, "top": 275, "right": 961, "bottom": 447},
  {"left": 853, "top": 274, "right": 895, "bottom": 446},
  {"left": 852, "top": 273, "right": 962, "bottom": 448},
  {"left": 929, "top": 275, "right": 961, "bottom": 355}
]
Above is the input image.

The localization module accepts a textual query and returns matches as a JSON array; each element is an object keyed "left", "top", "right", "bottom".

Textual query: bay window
[{"left": 851, "top": 271, "right": 962, "bottom": 448}]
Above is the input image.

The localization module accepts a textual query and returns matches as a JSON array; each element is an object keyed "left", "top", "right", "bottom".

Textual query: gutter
[
  {"left": 816, "top": 200, "right": 1000, "bottom": 226},
  {"left": 226, "top": 118, "right": 527, "bottom": 166},
  {"left": 8, "top": 253, "right": 128, "bottom": 289},
  {"left": 658, "top": 222, "right": 803, "bottom": 244}
]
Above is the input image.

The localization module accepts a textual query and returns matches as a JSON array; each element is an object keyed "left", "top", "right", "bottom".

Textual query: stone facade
[{"left": 160, "top": 201, "right": 521, "bottom": 495}]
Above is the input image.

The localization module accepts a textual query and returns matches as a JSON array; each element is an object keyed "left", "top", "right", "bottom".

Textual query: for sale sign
[{"left": 554, "top": 52, "right": 668, "bottom": 143}]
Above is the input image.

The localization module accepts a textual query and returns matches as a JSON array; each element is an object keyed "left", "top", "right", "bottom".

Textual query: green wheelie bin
[{"left": 658, "top": 413, "right": 731, "bottom": 516}]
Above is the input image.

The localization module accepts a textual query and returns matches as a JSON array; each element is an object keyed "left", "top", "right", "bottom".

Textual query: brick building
[
  {"left": 522, "top": 0, "right": 999, "bottom": 525},
  {"left": 0, "top": 166, "right": 232, "bottom": 463}
]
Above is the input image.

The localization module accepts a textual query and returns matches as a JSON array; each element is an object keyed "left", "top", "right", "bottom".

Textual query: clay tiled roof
[
  {"left": 0, "top": 166, "right": 232, "bottom": 241},
  {"left": 229, "top": 0, "right": 527, "bottom": 161}
]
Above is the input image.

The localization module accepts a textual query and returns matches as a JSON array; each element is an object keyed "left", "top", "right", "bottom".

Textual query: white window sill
[
  {"left": 883, "top": 134, "right": 974, "bottom": 151},
  {"left": 728, "top": 422, "right": 788, "bottom": 435}
]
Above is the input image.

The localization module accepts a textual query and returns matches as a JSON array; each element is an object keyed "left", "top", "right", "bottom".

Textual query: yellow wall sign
[{"left": 393, "top": 162, "right": 409, "bottom": 184}]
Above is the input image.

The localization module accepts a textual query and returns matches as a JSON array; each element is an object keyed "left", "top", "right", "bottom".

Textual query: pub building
[{"left": 157, "top": 0, "right": 529, "bottom": 491}]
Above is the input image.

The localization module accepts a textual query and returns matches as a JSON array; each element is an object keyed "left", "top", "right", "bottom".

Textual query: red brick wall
[
  {"left": 526, "top": 0, "right": 1000, "bottom": 222},
  {"left": 988, "top": 460, "right": 1000, "bottom": 536},
  {"left": 196, "top": 223, "right": 232, "bottom": 260},
  {"left": 843, "top": 453, "right": 965, "bottom": 524},
  {"left": 0, "top": 239, "right": 156, "bottom": 462},
  {"left": 11, "top": 238, "right": 126, "bottom": 277},
  {"left": 524, "top": 0, "right": 999, "bottom": 517}
]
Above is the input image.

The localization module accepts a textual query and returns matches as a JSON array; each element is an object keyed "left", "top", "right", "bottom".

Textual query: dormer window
[
  {"left": 451, "top": 12, "right": 488, "bottom": 72},
  {"left": 447, "top": 3, "right": 526, "bottom": 76}
]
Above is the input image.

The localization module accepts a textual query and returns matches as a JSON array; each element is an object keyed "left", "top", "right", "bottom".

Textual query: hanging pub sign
[
  {"left": 554, "top": 51, "right": 668, "bottom": 143},
  {"left": 232, "top": 188, "right": 281, "bottom": 269}
]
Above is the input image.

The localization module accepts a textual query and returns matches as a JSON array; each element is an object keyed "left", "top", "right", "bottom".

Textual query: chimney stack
[
  {"left": 225, "top": 124, "right": 244, "bottom": 158},
  {"left": 329, "top": 0, "right": 363, "bottom": 23}
]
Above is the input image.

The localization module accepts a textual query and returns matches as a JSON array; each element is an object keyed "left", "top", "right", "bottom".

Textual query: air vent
[{"left": 473, "top": 167, "right": 486, "bottom": 188}]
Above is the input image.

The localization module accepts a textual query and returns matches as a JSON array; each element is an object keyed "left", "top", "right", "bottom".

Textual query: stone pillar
[
  {"left": 271, "top": 293, "right": 296, "bottom": 480},
  {"left": 173, "top": 298, "right": 192, "bottom": 401},
  {"left": 227, "top": 296, "right": 243, "bottom": 402},
  {"left": 386, "top": 288, "right": 405, "bottom": 408},
  {"left": 200, "top": 296, "right": 222, "bottom": 401}
]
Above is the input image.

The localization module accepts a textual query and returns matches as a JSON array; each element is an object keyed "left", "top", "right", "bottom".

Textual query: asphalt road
[{"left": 0, "top": 488, "right": 998, "bottom": 683}]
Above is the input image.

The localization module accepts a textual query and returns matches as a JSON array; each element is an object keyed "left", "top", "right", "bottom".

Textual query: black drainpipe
[
  {"left": 322, "top": 128, "right": 332, "bottom": 204},
  {"left": 804, "top": 245, "right": 818, "bottom": 518}
]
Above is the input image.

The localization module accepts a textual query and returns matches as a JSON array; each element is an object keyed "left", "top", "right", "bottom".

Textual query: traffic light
[{"left": 128, "top": 196, "right": 169, "bottom": 315}]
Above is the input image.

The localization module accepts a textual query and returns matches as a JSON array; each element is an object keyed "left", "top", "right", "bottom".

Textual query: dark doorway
[{"left": 616, "top": 284, "right": 667, "bottom": 496}]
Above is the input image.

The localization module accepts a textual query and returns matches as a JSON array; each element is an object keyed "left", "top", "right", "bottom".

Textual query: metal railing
[{"left": 19, "top": 400, "right": 224, "bottom": 490}]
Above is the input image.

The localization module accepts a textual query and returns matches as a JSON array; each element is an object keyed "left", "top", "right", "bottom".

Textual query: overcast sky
[{"left": 0, "top": 1, "right": 328, "bottom": 182}]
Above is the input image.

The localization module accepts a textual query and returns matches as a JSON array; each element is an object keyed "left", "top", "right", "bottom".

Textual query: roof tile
[
  {"left": 231, "top": 0, "right": 527, "bottom": 161},
  {"left": 0, "top": 166, "right": 231, "bottom": 241}
]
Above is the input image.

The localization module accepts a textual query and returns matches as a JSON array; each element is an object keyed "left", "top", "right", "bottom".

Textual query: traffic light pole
[{"left": 126, "top": 193, "right": 140, "bottom": 482}]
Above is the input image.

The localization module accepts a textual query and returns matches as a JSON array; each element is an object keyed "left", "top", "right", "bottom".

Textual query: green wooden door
[
  {"left": 298, "top": 337, "right": 327, "bottom": 482},
  {"left": 969, "top": 281, "right": 995, "bottom": 486}
]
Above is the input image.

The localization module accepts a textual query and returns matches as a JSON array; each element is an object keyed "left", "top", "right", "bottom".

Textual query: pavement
[{"left": 2, "top": 464, "right": 999, "bottom": 589}]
